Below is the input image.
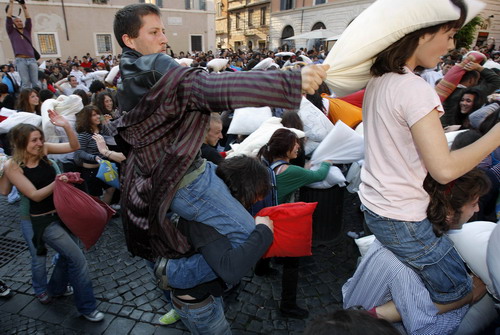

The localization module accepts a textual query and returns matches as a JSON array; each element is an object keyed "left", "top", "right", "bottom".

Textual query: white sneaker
[{"left": 83, "top": 310, "right": 104, "bottom": 322}]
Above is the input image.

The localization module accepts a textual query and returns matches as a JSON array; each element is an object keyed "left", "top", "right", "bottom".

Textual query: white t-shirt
[{"left": 359, "top": 68, "right": 444, "bottom": 222}]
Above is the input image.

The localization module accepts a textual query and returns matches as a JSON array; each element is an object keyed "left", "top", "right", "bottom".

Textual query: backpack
[{"left": 249, "top": 159, "right": 288, "bottom": 216}]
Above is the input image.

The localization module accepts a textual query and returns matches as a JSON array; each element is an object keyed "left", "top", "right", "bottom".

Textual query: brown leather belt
[
  {"left": 172, "top": 295, "right": 214, "bottom": 310},
  {"left": 83, "top": 163, "right": 99, "bottom": 169},
  {"left": 16, "top": 55, "right": 32, "bottom": 58}
]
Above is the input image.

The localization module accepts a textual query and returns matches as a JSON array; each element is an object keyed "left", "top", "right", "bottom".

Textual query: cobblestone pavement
[{"left": 0, "top": 191, "right": 363, "bottom": 334}]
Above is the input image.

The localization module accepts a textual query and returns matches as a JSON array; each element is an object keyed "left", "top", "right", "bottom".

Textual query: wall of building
[
  {"left": 0, "top": 0, "right": 215, "bottom": 63},
  {"left": 227, "top": 0, "right": 269, "bottom": 51}
]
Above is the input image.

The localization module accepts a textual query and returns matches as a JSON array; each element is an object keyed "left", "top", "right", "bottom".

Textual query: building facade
[
  {"left": 0, "top": 0, "right": 216, "bottom": 63},
  {"left": 225, "top": 0, "right": 270, "bottom": 51},
  {"left": 269, "top": 0, "right": 500, "bottom": 51}
]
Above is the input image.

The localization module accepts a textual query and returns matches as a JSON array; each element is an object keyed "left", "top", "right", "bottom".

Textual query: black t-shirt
[{"left": 200, "top": 143, "right": 223, "bottom": 165}]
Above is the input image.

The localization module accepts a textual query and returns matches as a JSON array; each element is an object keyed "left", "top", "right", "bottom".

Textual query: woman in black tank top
[{"left": 2, "top": 110, "right": 105, "bottom": 322}]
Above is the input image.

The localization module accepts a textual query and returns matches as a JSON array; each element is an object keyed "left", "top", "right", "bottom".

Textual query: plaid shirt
[{"left": 111, "top": 63, "right": 302, "bottom": 260}]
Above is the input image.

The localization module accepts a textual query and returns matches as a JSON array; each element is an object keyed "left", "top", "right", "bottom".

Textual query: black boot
[{"left": 279, "top": 257, "right": 308, "bottom": 319}]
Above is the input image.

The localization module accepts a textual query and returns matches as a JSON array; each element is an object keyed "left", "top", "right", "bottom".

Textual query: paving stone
[
  {"left": 130, "top": 322, "right": 157, "bottom": 335},
  {"left": 107, "top": 303, "right": 122, "bottom": 315},
  {"left": 103, "top": 317, "right": 135, "bottom": 334},
  {"left": 119, "top": 305, "right": 135, "bottom": 317},
  {"left": 129, "top": 309, "right": 144, "bottom": 321},
  {"left": 0, "top": 293, "right": 34, "bottom": 314}
]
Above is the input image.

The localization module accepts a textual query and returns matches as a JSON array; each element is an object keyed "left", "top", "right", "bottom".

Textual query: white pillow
[
  {"left": 445, "top": 129, "right": 467, "bottom": 148},
  {"left": 275, "top": 52, "right": 295, "bottom": 57},
  {"left": 0, "top": 107, "right": 17, "bottom": 119},
  {"left": 310, "top": 120, "right": 364, "bottom": 165},
  {"left": 307, "top": 165, "right": 346, "bottom": 189},
  {"left": 207, "top": 58, "right": 229, "bottom": 72},
  {"left": 176, "top": 58, "right": 194, "bottom": 67},
  {"left": 298, "top": 97, "right": 334, "bottom": 142},
  {"left": 226, "top": 117, "right": 304, "bottom": 158},
  {"left": 105, "top": 65, "right": 120, "bottom": 84},
  {"left": 304, "top": 139, "right": 320, "bottom": 156},
  {"left": 354, "top": 122, "right": 364, "bottom": 137},
  {"left": 323, "top": 0, "right": 485, "bottom": 97},
  {"left": 447, "top": 221, "right": 497, "bottom": 298},
  {"left": 227, "top": 107, "right": 273, "bottom": 135},
  {"left": 252, "top": 58, "right": 273, "bottom": 70},
  {"left": 93, "top": 70, "right": 109, "bottom": 82},
  {"left": 0, "top": 112, "right": 42, "bottom": 134},
  {"left": 354, "top": 235, "right": 376, "bottom": 258}
]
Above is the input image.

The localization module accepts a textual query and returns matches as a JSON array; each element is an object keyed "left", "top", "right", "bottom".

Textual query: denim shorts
[{"left": 361, "top": 204, "right": 472, "bottom": 304}]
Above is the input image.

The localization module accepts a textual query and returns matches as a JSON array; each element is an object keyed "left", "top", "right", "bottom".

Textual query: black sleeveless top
[{"left": 22, "top": 158, "right": 56, "bottom": 215}]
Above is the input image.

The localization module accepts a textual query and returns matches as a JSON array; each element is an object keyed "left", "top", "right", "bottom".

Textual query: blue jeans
[
  {"left": 171, "top": 294, "right": 231, "bottom": 335},
  {"left": 167, "top": 161, "right": 255, "bottom": 289},
  {"left": 20, "top": 219, "right": 48, "bottom": 295},
  {"left": 15, "top": 57, "right": 39, "bottom": 89},
  {"left": 361, "top": 204, "right": 472, "bottom": 304},
  {"left": 42, "top": 221, "right": 97, "bottom": 314}
]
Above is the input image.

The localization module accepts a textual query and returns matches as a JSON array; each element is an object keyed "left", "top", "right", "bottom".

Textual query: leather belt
[
  {"left": 172, "top": 295, "right": 214, "bottom": 310},
  {"left": 16, "top": 55, "right": 32, "bottom": 58},
  {"left": 83, "top": 163, "right": 99, "bottom": 169}
]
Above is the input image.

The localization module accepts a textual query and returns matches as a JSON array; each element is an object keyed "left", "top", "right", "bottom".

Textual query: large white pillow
[
  {"left": 105, "top": 65, "right": 120, "bottom": 84},
  {"left": 227, "top": 107, "right": 272, "bottom": 135},
  {"left": 252, "top": 58, "right": 274, "bottom": 71},
  {"left": 298, "top": 97, "right": 334, "bottom": 142},
  {"left": 448, "top": 221, "right": 497, "bottom": 298},
  {"left": 323, "top": 0, "right": 485, "bottom": 97},
  {"left": 226, "top": 117, "right": 304, "bottom": 158},
  {"left": 0, "top": 112, "right": 42, "bottom": 134},
  {"left": 207, "top": 58, "right": 229, "bottom": 72},
  {"left": 176, "top": 58, "right": 194, "bottom": 67},
  {"left": 310, "top": 120, "right": 364, "bottom": 165}
]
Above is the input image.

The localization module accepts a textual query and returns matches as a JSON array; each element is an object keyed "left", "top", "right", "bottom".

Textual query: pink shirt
[{"left": 359, "top": 68, "right": 444, "bottom": 222}]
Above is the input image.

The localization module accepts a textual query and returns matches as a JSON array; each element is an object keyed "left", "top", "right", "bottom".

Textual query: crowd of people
[{"left": 1, "top": 0, "right": 500, "bottom": 333}]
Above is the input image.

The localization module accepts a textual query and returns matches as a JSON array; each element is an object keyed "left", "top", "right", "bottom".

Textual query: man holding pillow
[{"left": 109, "top": 3, "right": 328, "bottom": 330}]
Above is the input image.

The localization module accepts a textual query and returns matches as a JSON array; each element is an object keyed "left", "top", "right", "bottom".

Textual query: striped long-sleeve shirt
[
  {"left": 110, "top": 53, "right": 302, "bottom": 260},
  {"left": 343, "top": 240, "right": 468, "bottom": 335}
]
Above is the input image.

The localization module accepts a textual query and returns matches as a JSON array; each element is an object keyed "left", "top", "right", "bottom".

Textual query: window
[
  {"left": 143, "top": 0, "right": 162, "bottom": 7},
  {"left": 314, "top": 0, "right": 326, "bottom": 4},
  {"left": 92, "top": 0, "right": 107, "bottom": 4},
  {"left": 96, "top": 34, "right": 113, "bottom": 54},
  {"left": 260, "top": 7, "right": 266, "bottom": 26},
  {"left": 217, "top": 1, "right": 223, "bottom": 17},
  {"left": 248, "top": 9, "right": 253, "bottom": 27},
  {"left": 36, "top": 33, "right": 58, "bottom": 56},
  {"left": 190, "top": 35, "right": 203, "bottom": 52},
  {"left": 280, "top": 0, "right": 294, "bottom": 11},
  {"left": 236, "top": 13, "right": 241, "bottom": 30},
  {"left": 185, "top": 0, "right": 206, "bottom": 10}
]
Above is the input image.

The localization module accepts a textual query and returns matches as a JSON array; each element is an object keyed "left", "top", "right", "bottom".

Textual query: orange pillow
[
  {"left": 322, "top": 94, "right": 363, "bottom": 129},
  {"left": 257, "top": 202, "right": 317, "bottom": 258}
]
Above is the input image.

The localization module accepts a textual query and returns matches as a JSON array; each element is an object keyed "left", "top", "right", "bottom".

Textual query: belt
[
  {"left": 16, "top": 55, "right": 32, "bottom": 58},
  {"left": 172, "top": 295, "right": 214, "bottom": 310},
  {"left": 83, "top": 163, "right": 100, "bottom": 169}
]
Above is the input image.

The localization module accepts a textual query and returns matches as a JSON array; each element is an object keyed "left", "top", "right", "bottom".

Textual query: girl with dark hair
[
  {"left": 72, "top": 89, "right": 89, "bottom": 106},
  {"left": 2, "top": 115, "right": 104, "bottom": 322},
  {"left": 16, "top": 88, "right": 40, "bottom": 115},
  {"left": 423, "top": 169, "right": 491, "bottom": 236},
  {"left": 359, "top": 0, "right": 500, "bottom": 317},
  {"left": 95, "top": 92, "right": 118, "bottom": 120},
  {"left": 257, "top": 128, "right": 331, "bottom": 319},
  {"left": 453, "top": 88, "right": 486, "bottom": 128},
  {"left": 74, "top": 105, "right": 117, "bottom": 204}
]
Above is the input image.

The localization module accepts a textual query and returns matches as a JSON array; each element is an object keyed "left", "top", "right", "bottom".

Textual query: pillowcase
[
  {"left": 0, "top": 107, "right": 17, "bottom": 122},
  {"left": 207, "top": 58, "right": 229, "bottom": 72},
  {"left": 227, "top": 106, "right": 273, "bottom": 135},
  {"left": 226, "top": 117, "right": 304, "bottom": 158},
  {"left": 257, "top": 202, "right": 318, "bottom": 258},
  {"left": 307, "top": 165, "right": 346, "bottom": 189},
  {"left": 96, "top": 159, "right": 120, "bottom": 189},
  {"left": 298, "top": 97, "right": 334, "bottom": 142},
  {"left": 323, "top": 0, "right": 485, "bottom": 97},
  {"left": 54, "top": 173, "right": 115, "bottom": 249},
  {"left": 447, "top": 221, "right": 497, "bottom": 298},
  {"left": 176, "top": 58, "right": 194, "bottom": 67},
  {"left": 252, "top": 58, "right": 274, "bottom": 70},
  {"left": 322, "top": 95, "right": 363, "bottom": 128},
  {"left": 310, "top": 120, "right": 364, "bottom": 165},
  {"left": 0, "top": 112, "right": 42, "bottom": 134},
  {"left": 105, "top": 65, "right": 120, "bottom": 84}
]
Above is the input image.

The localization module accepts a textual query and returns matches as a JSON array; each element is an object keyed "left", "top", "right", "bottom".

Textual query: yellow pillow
[{"left": 322, "top": 94, "right": 362, "bottom": 129}]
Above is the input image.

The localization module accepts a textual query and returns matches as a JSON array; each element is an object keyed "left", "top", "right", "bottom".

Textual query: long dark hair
[
  {"left": 424, "top": 169, "right": 490, "bottom": 237},
  {"left": 95, "top": 92, "right": 115, "bottom": 115},
  {"left": 216, "top": 156, "right": 270, "bottom": 209},
  {"left": 454, "top": 88, "right": 485, "bottom": 128},
  {"left": 257, "top": 128, "right": 299, "bottom": 163},
  {"left": 371, "top": 0, "right": 467, "bottom": 76},
  {"left": 76, "top": 105, "right": 101, "bottom": 133}
]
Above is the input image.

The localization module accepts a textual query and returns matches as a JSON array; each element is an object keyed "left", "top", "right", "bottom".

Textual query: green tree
[{"left": 455, "top": 16, "right": 483, "bottom": 49}]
